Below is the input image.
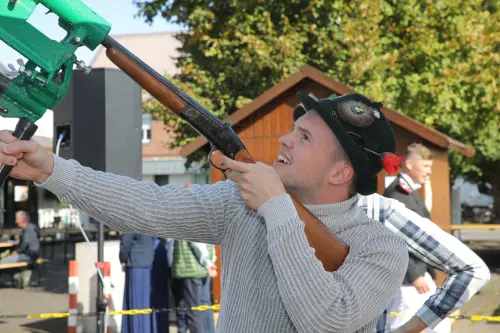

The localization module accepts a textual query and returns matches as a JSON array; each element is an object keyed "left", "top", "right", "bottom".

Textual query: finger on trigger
[
  {"left": 227, "top": 170, "right": 241, "bottom": 183},
  {"left": 222, "top": 156, "right": 249, "bottom": 173}
]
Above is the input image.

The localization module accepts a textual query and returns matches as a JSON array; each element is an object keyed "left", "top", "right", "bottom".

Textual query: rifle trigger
[{"left": 208, "top": 143, "right": 230, "bottom": 179}]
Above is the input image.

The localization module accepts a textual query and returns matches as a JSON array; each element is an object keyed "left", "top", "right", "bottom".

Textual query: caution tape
[
  {"left": 1, "top": 306, "right": 499, "bottom": 322},
  {"left": 388, "top": 312, "right": 500, "bottom": 322},
  {"left": 0, "top": 305, "right": 220, "bottom": 320}
]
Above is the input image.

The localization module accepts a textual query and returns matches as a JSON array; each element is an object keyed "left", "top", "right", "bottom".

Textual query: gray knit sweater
[{"left": 38, "top": 155, "right": 408, "bottom": 333}]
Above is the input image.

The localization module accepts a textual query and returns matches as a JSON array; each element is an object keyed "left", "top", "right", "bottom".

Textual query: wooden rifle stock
[{"left": 101, "top": 36, "right": 349, "bottom": 272}]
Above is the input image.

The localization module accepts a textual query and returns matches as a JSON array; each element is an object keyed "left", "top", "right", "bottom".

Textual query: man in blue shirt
[{"left": 0, "top": 210, "right": 40, "bottom": 264}]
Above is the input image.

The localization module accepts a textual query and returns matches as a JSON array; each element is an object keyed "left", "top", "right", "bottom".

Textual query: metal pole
[{"left": 96, "top": 223, "right": 106, "bottom": 333}]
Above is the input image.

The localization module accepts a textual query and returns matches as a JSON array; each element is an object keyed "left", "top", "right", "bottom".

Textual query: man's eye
[{"left": 302, "top": 134, "right": 309, "bottom": 141}]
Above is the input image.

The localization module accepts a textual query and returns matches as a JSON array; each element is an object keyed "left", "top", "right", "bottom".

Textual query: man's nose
[{"left": 279, "top": 132, "right": 294, "bottom": 148}]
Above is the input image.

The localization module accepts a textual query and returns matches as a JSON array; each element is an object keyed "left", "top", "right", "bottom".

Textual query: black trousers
[{"left": 172, "top": 277, "right": 204, "bottom": 333}]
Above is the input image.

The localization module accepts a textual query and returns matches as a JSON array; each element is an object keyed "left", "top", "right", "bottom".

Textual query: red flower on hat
[{"left": 381, "top": 152, "right": 403, "bottom": 175}]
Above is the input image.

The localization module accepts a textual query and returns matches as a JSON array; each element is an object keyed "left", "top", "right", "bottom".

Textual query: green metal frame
[{"left": 0, "top": 0, "right": 111, "bottom": 122}]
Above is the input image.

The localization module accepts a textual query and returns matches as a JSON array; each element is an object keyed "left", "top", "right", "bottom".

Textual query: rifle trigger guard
[{"left": 208, "top": 143, "right": 230, "bottom": 179}]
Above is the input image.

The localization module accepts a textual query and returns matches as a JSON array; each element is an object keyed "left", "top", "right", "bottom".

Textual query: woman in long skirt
[
  {"left": 151, "top": 238, "right": 170, "bottom": 333},
  {"left": 120, "top": 233, "right": 155, "bottom": 333}
]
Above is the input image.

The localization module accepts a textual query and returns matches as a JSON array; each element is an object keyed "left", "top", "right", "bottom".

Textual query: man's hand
[
  {"left": 412, "top": 276, "right": 430, "bottom": 294},
  {"left": 391, "top": 315, "right": 427, "bottom": 333},
  {"left": 0, "top": 130, "right": 54, "bottom": 184},
  {"left": 207, "top": 264, "right": 218, "bottom": 278},
  {"left": 222, "top": 156, "right": 286, "bottom": 211}
]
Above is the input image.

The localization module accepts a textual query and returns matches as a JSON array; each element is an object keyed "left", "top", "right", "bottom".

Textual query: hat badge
[
  {"left": 351, "top": 105, "right": 364, "bottom": 115},
  {"left": 370, "top": 107, "right": 381, "bottom": 119}
]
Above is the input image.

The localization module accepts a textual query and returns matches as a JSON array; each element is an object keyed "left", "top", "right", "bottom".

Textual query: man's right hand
[
  {"left": 412, "top": 276, "right": 430, "bottom": 294},
  {"left": 0, "top": 130, "right": 54, "bottom": 184},
  {"left": 208, "top": 264, "right": 218, "bottom": 278}
]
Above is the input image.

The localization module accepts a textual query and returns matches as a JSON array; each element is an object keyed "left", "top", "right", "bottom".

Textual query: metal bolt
[
  {"left": 72, "top": 37, "right": 81, "bottom": 44},
  {"left": 75, "top": 60, "right": 92, "bottom": 74},
  {"left": 0, "top": 107, "right": 8, "bottom": 114}
]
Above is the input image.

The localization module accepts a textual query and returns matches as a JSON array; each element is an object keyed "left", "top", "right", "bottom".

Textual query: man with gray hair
[{"left": 0, "top": 210, "right": 40, "bottom": 264}]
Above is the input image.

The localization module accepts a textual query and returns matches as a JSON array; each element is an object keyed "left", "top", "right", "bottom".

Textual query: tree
[{"left": 135, "top": 0, "right": 500, "bottom": 218}]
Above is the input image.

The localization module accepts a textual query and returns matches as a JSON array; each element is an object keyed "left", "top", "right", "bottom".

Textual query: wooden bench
[{"left": 0, "top": 258, "right": 49, "bottom": 288}]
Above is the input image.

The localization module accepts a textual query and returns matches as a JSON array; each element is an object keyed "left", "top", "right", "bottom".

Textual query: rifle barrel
[{"left": 102, "top": 36, "right": 219, "bottom": 124}]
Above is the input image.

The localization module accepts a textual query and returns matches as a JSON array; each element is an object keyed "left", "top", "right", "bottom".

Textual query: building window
[
  {"left": 142, "top": 113, "right": 153, "bottom": 144},
  {"left": 154, "top": 175, "right": 169, "bottom": 186},
  {"left": 142, "top": 128, "right": 151, "bottom": 143}
]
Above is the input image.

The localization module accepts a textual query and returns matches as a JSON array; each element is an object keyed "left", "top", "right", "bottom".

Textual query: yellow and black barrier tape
[
  {"left": 0, "top": 305, "right": 220, "bottom": 320},
  {"left": 1, "top": 307, "right": 500, "bottom": 322}
]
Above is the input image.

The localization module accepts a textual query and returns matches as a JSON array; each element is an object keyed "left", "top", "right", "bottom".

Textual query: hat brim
[{"left": 294, "top": 92, "right": 376, "bottom": 195}]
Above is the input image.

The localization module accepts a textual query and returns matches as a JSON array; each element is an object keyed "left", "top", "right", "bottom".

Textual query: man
[
  {"left": 171, "top": 240, "right": 213, "bottom": 333},
  {"left": 189, "top": 242, "right": 218, "bottom": 333},
  {"left": 0, "top": 92, "right": 409, "bottom": 333},
  {"left": 0, "top": 210, "right": 39, "bottom": 264},
  {"left": 288, "top": 101, "right": 490, "bottom": 333},
  {"left": 383, "top": 143, "right": 449, "bottom": 332},
  {"left": 360, "top": 194, "right": 489, "bottom": 333}
]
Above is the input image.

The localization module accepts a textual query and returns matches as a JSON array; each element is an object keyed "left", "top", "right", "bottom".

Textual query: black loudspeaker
[{"left": 53, "top": 68, "right": 142, "bottom": 179}]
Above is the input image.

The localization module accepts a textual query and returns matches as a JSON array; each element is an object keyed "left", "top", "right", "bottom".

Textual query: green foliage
[
  {"left": 134, "top": 0, "right": 499, "bottom": 187},
  {"left": 142, "top": 76, "right": 221, "bottom": 165}
]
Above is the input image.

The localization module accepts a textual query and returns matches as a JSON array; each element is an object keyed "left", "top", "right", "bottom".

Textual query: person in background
[
  {"left": 171, "top": 240, "right": 211, "bottom": 333},
  {"left": 383, "top": 143, "right": 450, "bottom": 333},
  {"left": 197, "top": 243, "right": 218, "bottom": 333},
  {"left": 119, "top": 232, "right": 155, "bottom": 333},
  {"left": 0, "top": 210, "right": 40, "bottom": 288},
  {"left": 0, "top": 210, "right": 39, "bottom": 264},
  {"left": 151, "top": 237, "right": 170, "bottom": 333}
]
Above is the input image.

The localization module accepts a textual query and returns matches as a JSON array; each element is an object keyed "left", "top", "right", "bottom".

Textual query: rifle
[{"left": 0, "top": 0, "right": 349, "bottom": 272}]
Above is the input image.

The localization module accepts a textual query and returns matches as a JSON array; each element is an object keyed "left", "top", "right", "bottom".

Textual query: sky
[{"left": 0, "top": 0, "right": 182, "bottom": 66}]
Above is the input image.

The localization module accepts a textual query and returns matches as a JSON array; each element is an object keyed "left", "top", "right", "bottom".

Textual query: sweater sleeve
[
  {"left": 259, "top": 194, "right": 408, "bottom": 332},
  {"left": 36, "top": 154, "right": 239, "bottom": 245}
]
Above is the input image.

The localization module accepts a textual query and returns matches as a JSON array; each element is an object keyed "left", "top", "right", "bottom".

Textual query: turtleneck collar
[{"left": 303, "top": 194, "right": 360, "bottom": 219}]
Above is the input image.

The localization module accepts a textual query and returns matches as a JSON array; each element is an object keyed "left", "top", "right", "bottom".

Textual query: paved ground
[
  {"left": 0, "top": 242, "right": 196, "bottom": 333},
  {"left": 452, "top": 249, "right": 500, "bottom": 333},
  {"left": 0, "top": 242, "right": 71, "bottom": 333},
  {"left": 0, "top": 242, "right": 498, "bottom": 332}
]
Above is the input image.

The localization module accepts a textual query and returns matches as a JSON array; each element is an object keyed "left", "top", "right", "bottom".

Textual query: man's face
[
  {"left": 406, "top": 155, "right": 432, "bottom": 185},
  {"left": 274, "top": 110, "right": 346, "bottom": 192},
  {"left": 15, "top": 214, "right": 26, "bottom": 229}
]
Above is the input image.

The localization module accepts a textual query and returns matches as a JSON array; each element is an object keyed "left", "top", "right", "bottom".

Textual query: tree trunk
[{"left": 490, "top": 164, "right": 500, "bottom": 224}]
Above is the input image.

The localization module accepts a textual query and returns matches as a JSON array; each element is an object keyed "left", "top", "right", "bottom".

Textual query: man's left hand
[
  {"left": 390, "top": 328, "right": 406, "bottom": 333},
  {"left": 222, "top": 156, "right": 286, "bottom": 211},
  {"left": 390, "top": 315, "right": 427, "bottom": 333}
]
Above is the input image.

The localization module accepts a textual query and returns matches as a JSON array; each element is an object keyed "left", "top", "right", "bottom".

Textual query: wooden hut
[{"left": 180, "top": 64, "right": 474, "bottom": 303}]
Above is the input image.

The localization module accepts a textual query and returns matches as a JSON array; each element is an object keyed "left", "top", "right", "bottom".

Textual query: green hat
[{"left": 293, "top": 91, "right": 401, "bottom": 195}]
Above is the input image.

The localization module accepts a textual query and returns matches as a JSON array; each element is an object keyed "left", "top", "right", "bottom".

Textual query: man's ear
[
  {"left": 404, "top": 157, "right": 413, "bottom": 171},
  {"left": 328, "top": 163, "right": 354, "bottom": 186}
]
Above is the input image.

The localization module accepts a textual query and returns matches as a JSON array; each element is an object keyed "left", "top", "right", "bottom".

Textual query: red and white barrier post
[{"left": 68, "top": 260, "right": 79, "bottom": 333}]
